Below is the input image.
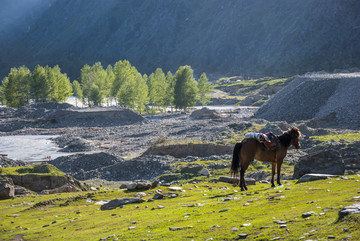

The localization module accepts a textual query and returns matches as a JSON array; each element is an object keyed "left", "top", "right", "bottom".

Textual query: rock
[
  {"left": 274, "top": 220, "right": 287, "bottom": 224},
  {"left": 151, "top": 180, "right": 159, "bottom": 187},
  {"left": 238, "top": 233, "right": 248, "bottom": 239},
  {"left": 168, "top": 186, "right": 183, "bottom": 191},
  {"left": 241, "top": 223, "right": 252, "bottom": 227},
  {"left": 0, "top": 177, "right": 15, "bottom": 200},
  {"left": 296, "top": 174, "right": 338, "bottom": 183},
  {"left": 338, "top": 202, "right": 360, "bottom": 218},
  {"left": 169, "top": 227, "right": 183, "bottom": 231},
  {"left": 200, "top": 168, "right": 210, "bottom": 176},
  {"left": 189, "top": 108, "right": 220, "bottom": 120},
  {"left": 302, "top": 211, "right": 315, "bottom": 218},
  {"left": 100, "top": 198, "right": 146, "bottom": 210},
  {"left": 152, "top": 193, "right": 164, "bottom": 200},
  {"left": 219, "top": 176, "right": 256, "bottom": 185},
  {"left": 40, "top": 184, "right": 81, "bottom": 195},
  {"left": 14, "top": 186, "right": 33, "bottom": 196},
  {"left": 90, "top": 186, "right": 98, "bottom": 191},
  {"left": 293, "top": 149, "right": 344, "bottom": 179}
]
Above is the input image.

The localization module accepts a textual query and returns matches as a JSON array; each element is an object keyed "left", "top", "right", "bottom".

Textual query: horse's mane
[{"left": 277, "top": 127, "right": 301, "bottom": 147}]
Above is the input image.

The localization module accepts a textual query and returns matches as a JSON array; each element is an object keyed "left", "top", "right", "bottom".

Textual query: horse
[{"left": 231, "top": 127, "right": 301, "bottom": 191}]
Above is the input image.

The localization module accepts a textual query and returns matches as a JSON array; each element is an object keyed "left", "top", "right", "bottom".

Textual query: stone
[
  {"left": 296, "top": 174, "right": 338, "bottom": 184},
  {"left": 169, "top": 227, "right": 183, "bottom": 231},
  {"left": 126, "top": 183, "right": 138, "bottom": 190},
  {"left": 339, "top": 202, "right": 360, "bottom": 218},
  {"left": 0, "top": 177, "right": 15, "bottom": 200},
  {"left": 238, "top": 233, "right": 248, "bottom": 239},
  {"left": 200, "top": 168, "right": 210, "bottom": 176},
  {"left": 293, "top": 149, "right": 344, "bottom": 179},
  {"left": 168, "top": 186, "right": 183, "bottom": 191},
  {"left": 274, "top": 220, "right": 287, "bottom": 224},
  {"left": 40, "top": 184, "right": 81, "bottom": 195},
  {"left": 100, "top": 198, "right": 146, "bottom": 210},
  {"left": 152, "top": 193, "right": 164, "bottom": 200},
  {"left": 119, "top": 184, "right": 127, "bottom": 189},
  {"left": 241, "top": 223, "right": 252, "bottom": 227},
  {"left": 218, "top": 176, "right": 256, "bottom": 185},
  {"left": 302, "top": 211, "right": 315, "bottom": 218}
]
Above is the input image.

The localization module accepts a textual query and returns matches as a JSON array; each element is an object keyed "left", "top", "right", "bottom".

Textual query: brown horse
[{"left": 231, "top": 127, "right": 301, "bottom": 191}]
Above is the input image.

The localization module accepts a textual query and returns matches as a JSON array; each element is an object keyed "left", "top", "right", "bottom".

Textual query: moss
[{"left": 0, "top": 163, "right": 65, "bottom": 176}]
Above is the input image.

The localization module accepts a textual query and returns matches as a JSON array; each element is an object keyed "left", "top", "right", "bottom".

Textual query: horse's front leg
[
  {"left": 271, "top": 162, "right": 276, "bottom": 187},
  {"left": 277, "top": 160, "right": 283, "bottom": 186}
]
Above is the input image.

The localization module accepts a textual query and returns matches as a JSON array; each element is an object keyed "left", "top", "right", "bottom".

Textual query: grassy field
[{"left": 1, "top": 170, "right": 359, "bottom": 240}]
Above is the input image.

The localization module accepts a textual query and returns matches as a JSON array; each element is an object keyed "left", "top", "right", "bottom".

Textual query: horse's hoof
[{"left": 271, "top": 184, "right": 275, "bottom": 188}]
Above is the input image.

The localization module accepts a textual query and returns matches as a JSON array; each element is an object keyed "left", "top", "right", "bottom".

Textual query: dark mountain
[{"left": 1, "top": 0, "right": 360, "bottom": 80}]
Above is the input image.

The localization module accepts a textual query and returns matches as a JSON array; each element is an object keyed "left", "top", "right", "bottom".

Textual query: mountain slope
[{"left": 1, "top": 0, "right": 360, "bottom": 80}]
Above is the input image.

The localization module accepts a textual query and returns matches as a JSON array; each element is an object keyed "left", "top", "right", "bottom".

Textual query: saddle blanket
[{"left": 245, "top": 132, "right": 279, "bottom": 150}]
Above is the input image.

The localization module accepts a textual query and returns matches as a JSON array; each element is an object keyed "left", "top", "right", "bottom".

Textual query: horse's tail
[{"left": 231, "top": 142, "right": 242, "bottom": 177}]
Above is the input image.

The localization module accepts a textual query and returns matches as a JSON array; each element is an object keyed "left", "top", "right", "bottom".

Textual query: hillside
[
  {"left": 255, "top": 72, "right": 360, "bottom": 129},
  {"left": 1, "top": 0, "right": 360, "bottom": 80}
]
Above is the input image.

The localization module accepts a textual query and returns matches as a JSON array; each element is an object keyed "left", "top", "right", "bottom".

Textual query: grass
[
  {"left": 1, "top": 170, "right": 360, "bottom": 240},
  {"left": 311, "top": 132, "right": 360, "bottom": 142},
  {"left": 0, "top": 163, "right": 65, "bottom": 176}
]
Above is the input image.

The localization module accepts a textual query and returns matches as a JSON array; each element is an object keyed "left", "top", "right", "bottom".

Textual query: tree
[
  {"left": 72, "top": 80, "right": 83, "bottom": 107},
  {"left": 197, "top": 72, "right": 213, "bottom": 105},
  {"left": 112, "top": 60, "right": 148, "bottom": 110},
  {"left": 31, "top": 65, "right": 50, "bottom": 102},
  {"left": 173, "top": 65, "right": 198, "bottom": 110},
  {"left": 46, "top": 65, "right": 72, "bottom": 102},
  {"left": 80, "top": 62, "right": 110, "bottom": 106},
  {"left": 1, "top": 66, "right": 31, "bottom": 108},
  {"left": 148, "top": 68, "right": 168, "bottom": 110},
  {"left": 163, "top": 71, "right": 175, "bottom": 110}
]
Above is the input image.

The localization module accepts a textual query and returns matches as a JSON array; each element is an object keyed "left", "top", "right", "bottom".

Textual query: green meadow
[{"left": 1, "top": 170, "right": 359, "bottom": 240}]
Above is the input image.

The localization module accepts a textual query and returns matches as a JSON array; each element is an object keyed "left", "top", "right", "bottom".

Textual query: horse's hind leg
[
  {"left": 240, "top": 161, "right": 250, "bottom": 191},
  {"left": 271, "top": 162, "right": 276, "bottom": 188},
  {"left": 277, "top": 160, "right": 283, "bottom": 186}
]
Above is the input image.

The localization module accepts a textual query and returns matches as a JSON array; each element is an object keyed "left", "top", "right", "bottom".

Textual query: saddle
[
  {"left": 245, "top": 132, "right": 280, "bottom": 151},
  {"left": 262, "top": 132, "right": 280, "bottom": 150}
]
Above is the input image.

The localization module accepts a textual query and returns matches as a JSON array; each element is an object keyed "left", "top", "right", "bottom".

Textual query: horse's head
[{"left": 289, "top": 127, "right": 301, "bottom": 149}]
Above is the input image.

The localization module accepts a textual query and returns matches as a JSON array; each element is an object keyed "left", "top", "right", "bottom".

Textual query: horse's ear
[{"left": 290, "top": 127, "right": 301, "bottom": 138}]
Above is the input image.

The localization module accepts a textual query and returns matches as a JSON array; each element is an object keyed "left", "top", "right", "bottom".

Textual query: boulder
[
  {"left": 14, "top": 186, "right": 33, "bottom": 196},
  {"left": 40, "top": 184, "right": 81, "bottom": 195},
  {"left": 296, "top": 174, "right": 338, "bottom": 183},
  {"left": 126, "top": 181, "right": 152, "bottom": 191},
  {"left": 339, "top": 203, "right": 360, "bottom": 219},
  {"left": 200, "top": 168, "right": 210, "bottom": 176},
  {"left": 189, "top": 107, "right": 220, "bottom": 120},
  {"left": 293, "top": 149, "right": 344, "bottom": 179},
  {"left": 5, "top": 174, "right": 86, "bottom": 192},
  {"left": 0, "top": 177, "right": 15, "bottom": 200},
  {"left": 100, "top": 198, "right": 146, "bottom": 210}
]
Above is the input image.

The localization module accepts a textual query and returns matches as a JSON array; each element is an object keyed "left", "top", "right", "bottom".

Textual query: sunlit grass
[
  {"left": 1, "top": 172, "right": 359, "bottom": 240},
  {"left": 311, "top": 132, "right": 360, "bottom": 142}
]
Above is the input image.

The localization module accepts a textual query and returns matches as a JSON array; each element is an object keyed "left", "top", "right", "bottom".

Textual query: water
[{"left": 0, "top": 135, "right": 71, "bottom": 162}]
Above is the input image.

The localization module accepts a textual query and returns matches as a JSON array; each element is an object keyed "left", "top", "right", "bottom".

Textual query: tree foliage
[
  {"left": 1, "top": 61, "right": 212, "bottom": 112},
  {"left": 1, "top": 66, "right": 31, "bottom": 108},
  {"left": 197, "top": 72, "right": 212, "bottom": 105},
  {"left": 173, "top": 65, "right": 198, "bottom": 110}
]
